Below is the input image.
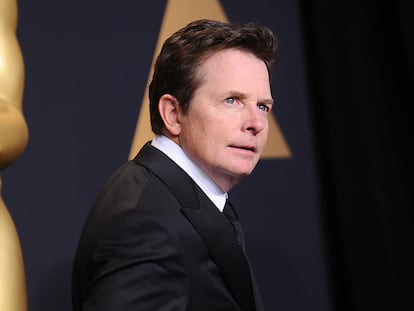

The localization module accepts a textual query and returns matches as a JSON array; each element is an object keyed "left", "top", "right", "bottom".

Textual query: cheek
[
  {"left": 186, "top": 127, "right": 219, "bottom": 162},
  {"left": 180, "top": 120, "right": 210, "bottom": 154}
]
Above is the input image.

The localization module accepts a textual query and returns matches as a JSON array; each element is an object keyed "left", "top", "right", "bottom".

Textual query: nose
[{"left": 243, "top": 104, "right": 266, "bottom": 135}]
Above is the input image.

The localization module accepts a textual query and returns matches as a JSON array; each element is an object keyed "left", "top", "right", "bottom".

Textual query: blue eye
[
  {"left": 258, "top": 104, "right": 270, "bottom": 112},
  {"left": 225, "top": 97, "right": 236, "bottom": 104}
]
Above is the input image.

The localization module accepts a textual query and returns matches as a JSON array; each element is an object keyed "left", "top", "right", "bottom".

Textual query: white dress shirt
[{"left": 151, "top": 135, "right": 227, "bottom": 212}]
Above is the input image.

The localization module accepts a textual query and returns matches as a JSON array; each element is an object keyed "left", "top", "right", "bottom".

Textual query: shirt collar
[{"left": 151, "top": 135, "right": 227, "bottom": 211}]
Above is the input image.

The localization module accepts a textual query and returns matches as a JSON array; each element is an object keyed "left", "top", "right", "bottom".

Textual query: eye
[
  {"left": 224, "top": 97, "right": 236, "bottom": 105},
  {"left": 258, "top": 103, "right": 270, "bottom": 112}
]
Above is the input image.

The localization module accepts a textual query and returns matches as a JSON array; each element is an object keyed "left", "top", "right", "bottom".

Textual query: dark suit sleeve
[{"left": 82, "top": 211, "right": 190, "bottom": 311}]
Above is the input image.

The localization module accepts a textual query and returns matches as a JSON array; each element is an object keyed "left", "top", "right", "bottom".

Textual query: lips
[{"left": 229, "top": 145, "right": 257, "bottom": 153}]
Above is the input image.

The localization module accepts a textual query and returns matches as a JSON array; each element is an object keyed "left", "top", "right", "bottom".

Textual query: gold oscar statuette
[{"left": 0, "top": 0, "right": 28, "bottom": 310}]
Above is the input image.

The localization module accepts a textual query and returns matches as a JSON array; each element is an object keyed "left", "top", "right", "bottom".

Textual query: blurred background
[{"left": 2, "top": 0, "right": 412, "bottom": 310}]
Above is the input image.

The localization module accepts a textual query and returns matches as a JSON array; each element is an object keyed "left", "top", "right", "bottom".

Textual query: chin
[{"left": 230, "top": 167, "right": 255, "bottom": 178}]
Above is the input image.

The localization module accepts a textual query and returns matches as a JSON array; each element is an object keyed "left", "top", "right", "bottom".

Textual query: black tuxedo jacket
[{"left": 72, "top": 142, "right": 263, "bottom": 311}]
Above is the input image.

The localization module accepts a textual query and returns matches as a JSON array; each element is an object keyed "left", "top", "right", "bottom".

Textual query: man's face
[{"left": 177, "top": 48, "right": 273, "bottom": 192}]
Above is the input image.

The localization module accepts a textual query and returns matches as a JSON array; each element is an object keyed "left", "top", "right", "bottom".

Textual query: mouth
[{"left": 229, "top": 145, "right": 257, "bottom": 153}]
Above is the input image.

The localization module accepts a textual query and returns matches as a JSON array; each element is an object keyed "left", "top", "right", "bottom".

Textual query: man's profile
[{"left": 72, "top": 19, "right": 277, "bottom": 311}]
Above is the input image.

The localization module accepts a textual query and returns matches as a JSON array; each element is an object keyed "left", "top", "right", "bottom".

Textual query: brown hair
[{"left": 149, "top": 19, "right": 278, "bottom": 134}]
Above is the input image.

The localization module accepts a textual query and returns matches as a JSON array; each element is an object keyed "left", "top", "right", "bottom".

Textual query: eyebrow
[
  {"left": 226, "top": 90, "right": 274, "bottom": 106},
  {"left": 260, "top": 98, "right": 274, "bottom": 106}
]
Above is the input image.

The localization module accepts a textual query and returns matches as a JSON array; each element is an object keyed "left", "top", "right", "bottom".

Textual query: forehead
[{"left": 195, "top": 48, "right": 271, "bottom": 93}]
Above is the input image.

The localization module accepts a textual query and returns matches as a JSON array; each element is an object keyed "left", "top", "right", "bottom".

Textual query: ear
[{"left": 158, "top": 94, "right": 181, "bottom": 136}]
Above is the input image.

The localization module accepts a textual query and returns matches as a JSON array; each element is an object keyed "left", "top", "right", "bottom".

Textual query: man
[{"left": 72, "top": 19, "right": 277, "bottom": 311}]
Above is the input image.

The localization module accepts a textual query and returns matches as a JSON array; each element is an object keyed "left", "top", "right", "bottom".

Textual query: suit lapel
[
  {"left": 181, "top": 199, "right": 256, "bottom": 311},
  {"left": 134, "top": 142, "right": 198, "bottom": 207},
  {"left": 134, "top": 143, "right": 256, "bottom": 311}
]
